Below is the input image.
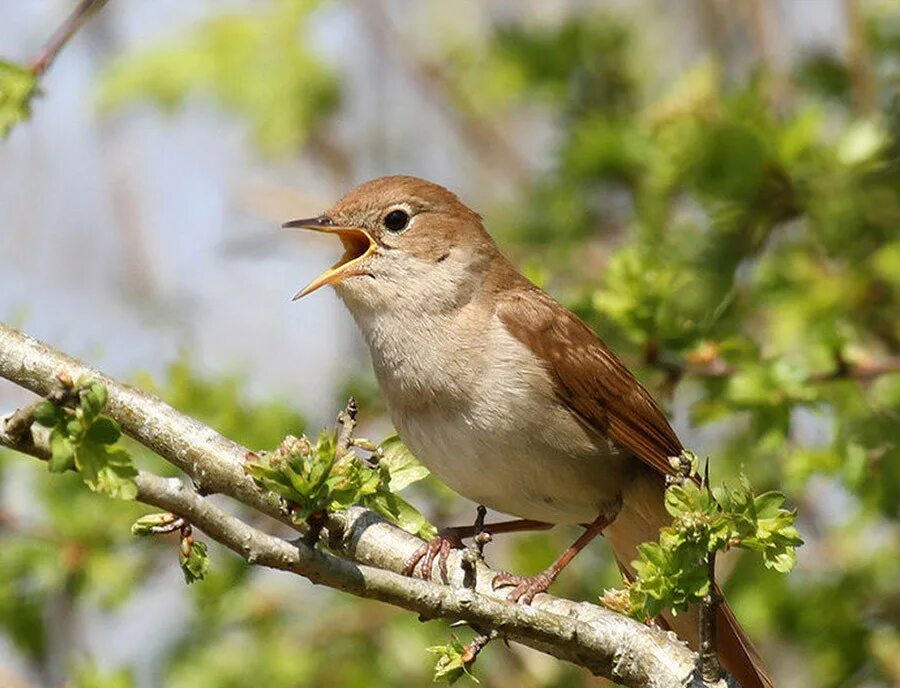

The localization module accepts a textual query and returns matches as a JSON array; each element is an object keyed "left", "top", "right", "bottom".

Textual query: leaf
[
  {"left": 93, "top": 448, "right": 139, "bottom": 501},
  {"left": 33, "top": 400, "right": 61, "bottom": 428},
  {"left": 85, "top": 417, "right": 122, "bottom": 445},
  {"left": 427, "top": 636, "right": 479, "bottom": 685},
  {"left": 753, "top": 491, "right": 786, "bottom": 519},
  {"left": 48, "top": 429, "right": 75, "bottom": 473},
  {"left": 363, "top": 490, "right": 437, "bottom": 540},
  {"left": 179, "top": 539, "right": 209, "bottom": 584},
  {"left": 96, "top": 1, "right": 339, "bottom": 155},
  {"left": 379, "top": 435, "right": 430, "bottom": 491},
  {"left": 75, "top": 442, "right": 138, "bottom": 500},
  {"left": 0, "top": 60, "right": 38, "bottom": 138}
]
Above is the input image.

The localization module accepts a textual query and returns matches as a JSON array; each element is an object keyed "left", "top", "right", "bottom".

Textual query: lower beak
[{"left": 283, "top": 216, "right": 376, "bottom": 299}]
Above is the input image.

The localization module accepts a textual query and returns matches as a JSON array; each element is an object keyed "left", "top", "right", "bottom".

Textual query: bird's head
[{"left": 284, "top": 176, "right": 498, "bottom": 313}]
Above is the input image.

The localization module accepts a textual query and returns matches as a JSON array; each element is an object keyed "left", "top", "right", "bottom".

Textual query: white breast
[{"left": 351, "top": 300, "right": 630, "bottom": 524}]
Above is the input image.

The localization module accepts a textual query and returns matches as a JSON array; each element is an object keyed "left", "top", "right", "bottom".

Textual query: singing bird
[{"left": 286, "top": 176, "right": 773, "bottom": 688}]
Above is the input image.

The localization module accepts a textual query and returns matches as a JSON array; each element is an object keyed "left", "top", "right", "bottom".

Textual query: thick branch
[{"left": 0, "top": 323, "right": 727, "bottom": 688}]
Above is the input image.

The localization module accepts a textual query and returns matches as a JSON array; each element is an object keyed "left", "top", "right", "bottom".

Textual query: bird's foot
[
  {"left": 491, "top": 570, "right": 556, "bottom": 604},
  {"left": 402, "top": 529, "right": 464, "bottom": 583}
]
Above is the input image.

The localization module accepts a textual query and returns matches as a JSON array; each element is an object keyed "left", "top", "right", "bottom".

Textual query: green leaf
[
  {"left": 427, "top": 636, "right": 479, "bottom": 685},
  {"left": 179, "top": 539, "right": 209, "bottom": 584},
  {"left": 47, "top": 429, "right": 75, "bottom": 473},
  {"left": 753, "top": 491, "right": 785, "bottom": 519},
  {"left": 85, "top": 417, "right": 122, "bottom": 445},
  {"left": 75, "top": 442, "right": 138, "bottom": 500},
  {"left": 379, "top": 435, "right": 430, "bottom": 491},
  {"left": 363, "top": 490, "right": 437, "bottom": 540},
  {"left": 0, "top": 60, "right": 38, "bottom": 138},
  {"left": 65, "top": 419, "right": 84, "bottom": 439},
  {"left": 33, "top": 400, "right": 61, "bottom": 428}
]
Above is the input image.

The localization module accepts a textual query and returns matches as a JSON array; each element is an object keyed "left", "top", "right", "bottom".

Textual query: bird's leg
[
  {"left": 492, "top": 506, "right": 619, "bottom": 604},
  {"left": 402, "top": 514, "right": 552, "bottom": 583}
]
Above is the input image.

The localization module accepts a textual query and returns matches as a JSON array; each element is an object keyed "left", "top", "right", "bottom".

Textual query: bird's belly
[{"left": 395, "top": 404, "right": 629, "bottom": 525}]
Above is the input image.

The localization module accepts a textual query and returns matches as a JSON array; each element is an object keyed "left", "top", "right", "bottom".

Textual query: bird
[{"left": 285, "top": 175, "right": 774, "bottom": 688}]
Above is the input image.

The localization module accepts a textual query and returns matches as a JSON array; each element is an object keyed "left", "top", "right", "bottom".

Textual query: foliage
[
  {"left": 0, "top": 363, "right": 305, "bottom": 679},
  {"left": 427, "top": 635, "right": 480, "bottom": 685},
  {"left": 96, "top": 0, "right": 338, "bottom": 154},
  {"left": 179, "top": 532, "right": 210, "bottom": 585},
  {"left": 605, "top": 455, "right": 802, "bottom": 620},
  {"left": 245, "top": 432, "right": 436, "bottom": 539},
  {"left": 34, "top": 379, "right": 138, "bottom": 500},
  {"left": 0, "top": 60, "right": 38, "bottom": 137}
]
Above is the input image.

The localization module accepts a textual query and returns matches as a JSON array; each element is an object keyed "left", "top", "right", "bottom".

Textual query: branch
[
  {"left": 355, "top": 0, "right": 531, "bottom": 186},
  {"left": 0, "top": 322, "right": 729, "bottom": 688},
  {"left": 29, "top": 0, "right": 110, "bottom": 77},
  {"left": 645, "top": 344, "right": 900, "bottom": 386}
]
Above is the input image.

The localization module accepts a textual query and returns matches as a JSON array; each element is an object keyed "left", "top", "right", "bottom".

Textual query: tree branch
[
  {"left": 0, "top": 322, "right": 731, "bottom": 688},
  {"left": 29, "top": 0, "right": 110, "bottom": 77}
]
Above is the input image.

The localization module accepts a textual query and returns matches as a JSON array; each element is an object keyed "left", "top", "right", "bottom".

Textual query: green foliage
[
  {"left": 34, "top": 380, "right": 138, "bottom": 500},
  {"left": 180, "top": 534, "right": 210, "bottom": 585},
  {"left": 68, "top": 661, "right": 136, "bottom": 688},
  {"left": 379, "top": 434, "right": 431, "bottom": 491},
  {"left": 246, "top": 433, "right": 436, "bottom": 539},
  {"left": 612, "top": 459, "right": 802, "bottom": 620},
  {"left": 96, "top": 0, "right": 338, "bottom": 154},
  {"left": 427, "top": 636, "right": 479, "bottom": 685},
  {"left": 0, "top": 362, "right": 306, "bottom": 678},
  {"left": 0, "top": 60, "right": 38, "bottom": 137}
]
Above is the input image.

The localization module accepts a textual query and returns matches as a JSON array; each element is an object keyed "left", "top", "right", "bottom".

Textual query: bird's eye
[{"left": 383, "top": 209, "right": 410, "bottom": 233}]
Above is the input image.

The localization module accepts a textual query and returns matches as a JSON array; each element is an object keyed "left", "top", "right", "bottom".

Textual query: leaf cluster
[
  {"left": 615, "top": 463, "right": 802, "bottom": 620},
  {"left": 34, "top": 380, "right": 138, "bottom": 500},
  {"left": 96, "top": 0, "right": 338, "bottom": 154},
  {"left": 0, "top": 60, "right": 38, "bottom": 138},
  {"left": 427, "top": 635, "right": 479, "bottom": 685},
  {"left": 180, "top": 533, "right": 210, "bottom": 585},
  {"left": 245, "top": 433, "right": 435, "bottom": 539}
]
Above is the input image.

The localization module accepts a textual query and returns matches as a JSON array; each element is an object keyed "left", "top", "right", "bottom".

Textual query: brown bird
[{"left": 286, "top": 175, "right": 773, "bottom": 688}]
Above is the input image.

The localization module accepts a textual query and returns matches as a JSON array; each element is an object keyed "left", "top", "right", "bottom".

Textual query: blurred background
[{"left": 1, "top": 1, "right": 899, "bottom": 686}]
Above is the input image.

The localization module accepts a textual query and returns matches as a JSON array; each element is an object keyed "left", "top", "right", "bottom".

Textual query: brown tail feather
[{"left": 604, "top": 474, "right": 775, "bottom": 687}]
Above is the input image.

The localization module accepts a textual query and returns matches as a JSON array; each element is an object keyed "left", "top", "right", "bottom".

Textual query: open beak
[{"left": 283, "top": 215, "right": 376, "bottom": 299}]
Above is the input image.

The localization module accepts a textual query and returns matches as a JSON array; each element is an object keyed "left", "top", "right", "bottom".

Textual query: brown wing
[{"left": 497, "top": 286, "right": 682, "bottom": 476}]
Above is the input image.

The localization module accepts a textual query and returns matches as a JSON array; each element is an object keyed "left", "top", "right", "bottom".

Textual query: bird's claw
[
  {"left": 491, "top": 570, "right": 555, "bottom": 604},
  {"left": 402, "top": 530, "right": 464, "bottom": 583}
]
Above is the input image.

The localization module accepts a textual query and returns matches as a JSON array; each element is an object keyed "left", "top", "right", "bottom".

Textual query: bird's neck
[{"left": 338, "top": 250, "right": 524, "bottom": 409}]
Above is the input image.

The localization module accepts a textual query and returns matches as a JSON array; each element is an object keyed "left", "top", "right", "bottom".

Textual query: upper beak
[{"left": 283, "top": 215, "right": 376, "bottom": 299}]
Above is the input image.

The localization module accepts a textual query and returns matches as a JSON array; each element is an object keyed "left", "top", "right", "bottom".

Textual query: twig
[
  {"left": 461, "top": 505, "right": 491, "bottom": 589},
  {"left": 0, "top": 322, "right": 732, "bottom": 688},
  {"left": 29, "top": 0, "right": 110, "bottom": 77},
  {"left": 0, "top": 372, "right": 75, "bottom": 442},
  {"left": 698, "top": 551, "right": 723, "bottom": 684},
  {"left": 698, "top": 461, "right": 723, "bottom": 684},
  {"left": 355, "top": 0, "right": 531, "bottom": 186},
  {"left": 335, "top": 397, "right": 359, "bottom": 460},
  {"left": 843, "top": 0, "right": 877, "bottom": 115},
  {"left": 461, "top": 628, "right": 500, "bottom": 666},
  {"left": 647, "top": 349, "right": 900, "bottom": 386}
]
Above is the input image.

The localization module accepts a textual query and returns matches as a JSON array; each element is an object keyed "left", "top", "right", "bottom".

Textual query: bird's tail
[{"left": 603, "top": 472, "right": 775, "bottom": 688}]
